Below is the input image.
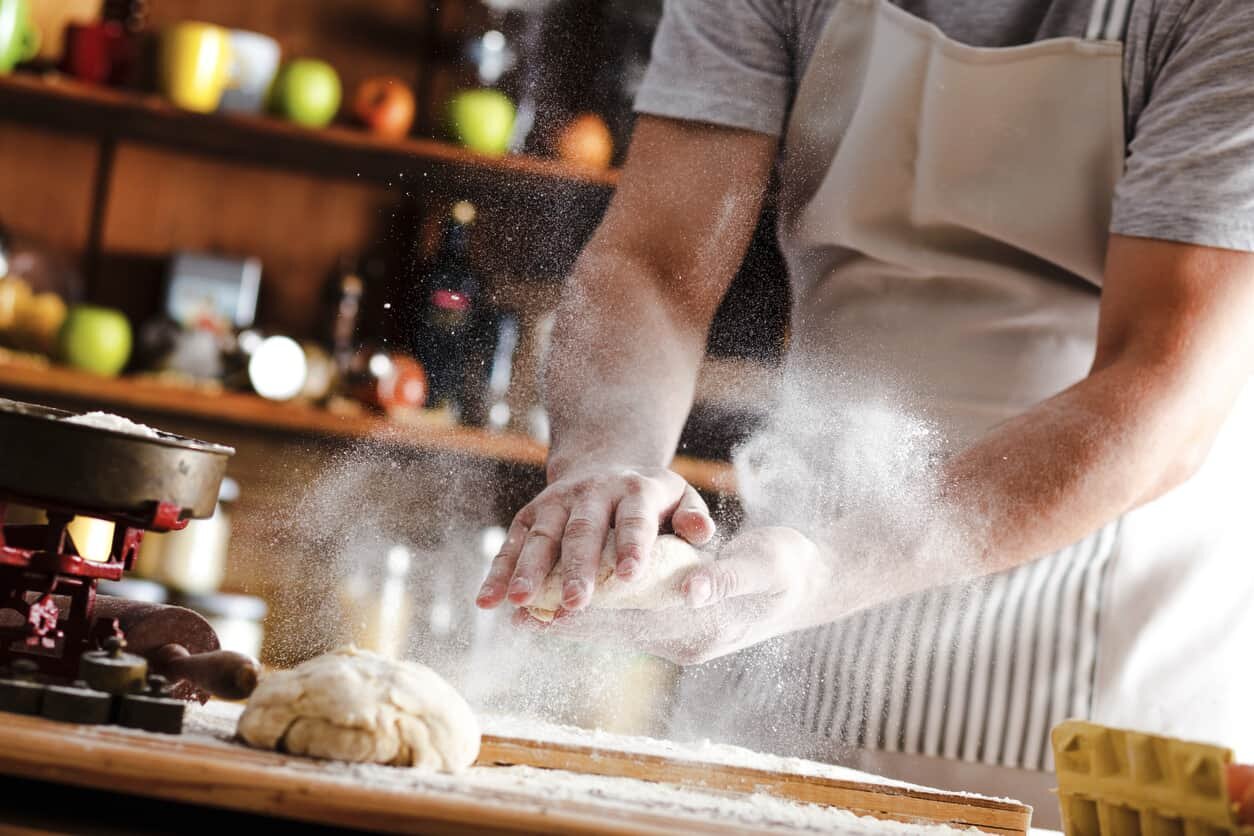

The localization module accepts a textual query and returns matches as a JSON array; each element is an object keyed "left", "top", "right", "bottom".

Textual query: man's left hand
[{"left": 513, "top": 526, "right": 835, "bottom": 665}]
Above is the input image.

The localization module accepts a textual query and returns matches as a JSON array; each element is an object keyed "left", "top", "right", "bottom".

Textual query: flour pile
[{"left": 63, "top": 410, "right": 162, "bottom": 439}]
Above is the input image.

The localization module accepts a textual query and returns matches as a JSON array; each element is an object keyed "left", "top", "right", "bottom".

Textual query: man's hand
[
  {"left": 475, "top": 467, "right": 715, "bottom": 613},
  {"left": 512, "top": 526, "right": 835, "bottom": 666}
]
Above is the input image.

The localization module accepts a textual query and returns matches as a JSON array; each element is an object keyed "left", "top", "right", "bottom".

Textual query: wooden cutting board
[{"left": 0, "top": 712, "right": 1031, "bottom": 835}]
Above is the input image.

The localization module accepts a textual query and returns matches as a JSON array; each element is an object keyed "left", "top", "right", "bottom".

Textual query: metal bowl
[{"left": 0, "top": 398, "right": 234, "bottom": 524}]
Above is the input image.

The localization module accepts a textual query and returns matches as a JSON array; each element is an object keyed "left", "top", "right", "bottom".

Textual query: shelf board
[
  {"left": 0, "top": 360, "right": 734, "bottom": 494},
  {"left": 0, "top": 72, "right": 618, "bottom": 199}
]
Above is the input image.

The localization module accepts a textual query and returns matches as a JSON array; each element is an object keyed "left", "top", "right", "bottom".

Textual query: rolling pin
[{"left": 93, "top": 595, "right": 260, "bottom": 703}]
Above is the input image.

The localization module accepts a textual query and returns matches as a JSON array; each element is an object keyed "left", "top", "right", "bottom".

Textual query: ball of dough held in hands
[
  {"left": 525, "top": 532, "right": 707, "bottom": 622},
  {"left": 236, "top": 646, "right": 480, "bottom": 772}
]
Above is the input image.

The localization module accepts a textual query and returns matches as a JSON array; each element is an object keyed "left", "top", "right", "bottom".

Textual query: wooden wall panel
[
  {"left": 99, "top": 143, "right": 401, "bottom": 335},
  {"left": 0, "top": 123, "right": 98, "bottom": 261}
]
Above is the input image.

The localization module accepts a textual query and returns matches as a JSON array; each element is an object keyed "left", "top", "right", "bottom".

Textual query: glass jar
[{"left": 180, "top": 592, "right": 267, "bottom": 660}]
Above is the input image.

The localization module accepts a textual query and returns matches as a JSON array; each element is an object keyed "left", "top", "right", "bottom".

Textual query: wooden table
[{"left": 0, "top": 711, "right": 1032, "bottom": 835}]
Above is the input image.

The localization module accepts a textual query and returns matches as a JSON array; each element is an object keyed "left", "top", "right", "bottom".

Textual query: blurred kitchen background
[{"left": 0, "top": 0, "right": 790, "bottom": 731}]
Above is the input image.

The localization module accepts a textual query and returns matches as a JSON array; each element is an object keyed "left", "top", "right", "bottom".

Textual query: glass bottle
[{"left": 413, "top": 201, "right": 479, "bottom": 413}]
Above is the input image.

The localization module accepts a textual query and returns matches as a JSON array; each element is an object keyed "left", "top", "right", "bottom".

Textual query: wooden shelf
[
  {"left": 0, "top": 360, "right": 734, "bottom": 494},
  {"left": 0, "top": 72, "right": 618, "bottom": 200}
]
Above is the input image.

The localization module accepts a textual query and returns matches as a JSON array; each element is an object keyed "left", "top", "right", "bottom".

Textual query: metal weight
[
  {"left": 79, "top": 636, "right": 148, "bottom": 695},
  {"left": 117, "top": 675, "right": 184, "bottom": 734},
  {"left": 41, "top": 680, "right": 113, "bottom": 724},
  {"left": 0, "top": 659, "right": 46, "bottom": 715}
]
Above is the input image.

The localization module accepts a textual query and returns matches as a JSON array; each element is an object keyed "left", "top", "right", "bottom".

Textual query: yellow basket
[{"left": 1052, "top": 720, "right": 1254, "bottom": 836}]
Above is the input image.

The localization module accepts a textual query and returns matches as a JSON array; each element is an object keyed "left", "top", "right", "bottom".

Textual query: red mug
[{"left": 60, "top": 21, "right": 133, "bottom": 85}]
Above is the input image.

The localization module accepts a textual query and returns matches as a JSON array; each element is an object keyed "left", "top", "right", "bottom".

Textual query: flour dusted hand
[
  {"left": 524, "top": 533, "right": 707, "bottom": 622},
  {"left": 522, "top": 527, "right": 848, "bottom": 666},
  {"left": 236, "top": 646, "right": 480, "bottom": 771}
]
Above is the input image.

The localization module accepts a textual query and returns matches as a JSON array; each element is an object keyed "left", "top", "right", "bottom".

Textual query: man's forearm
[
  {"left": 941, "top": 361, "right": 1206, "bottom": 569},
  {"left": 855, "top": 356, "right": 1231, "bottom": 605},
  {"left": 543, "top": 243, "right": 708, "bottom": 481}
]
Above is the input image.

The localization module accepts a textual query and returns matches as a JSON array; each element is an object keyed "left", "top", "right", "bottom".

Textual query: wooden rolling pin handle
[{"left": 150, "top": 644, "right": 260, "bottom": 701}]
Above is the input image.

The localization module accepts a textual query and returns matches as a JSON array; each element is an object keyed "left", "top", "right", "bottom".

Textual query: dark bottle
[
  {"left": 320, "top": 256, "right": 365, "bottom": 379},
  {"left": 413, "top": 201, "right": 479, "bottom": 412}
]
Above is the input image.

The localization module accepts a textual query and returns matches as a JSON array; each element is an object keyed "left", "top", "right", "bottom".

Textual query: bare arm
[
  {"left": 476, "top": 116, "right": 777, "bottom": 613},
  {"left": 545, "top": 117, "right": 777, "bottom": 477},
  {"left": 933, "top": 235, "right": 1254, "bottom": 575}
]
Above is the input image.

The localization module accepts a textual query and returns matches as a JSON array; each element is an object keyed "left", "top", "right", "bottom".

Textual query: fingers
[
  {"left": 476, "top": 517, "right": 530, "bottom": 608},
  {"left": 613, "top": 474, "right": 661, "bottom": 581},
  {"left": 487, "top": 468, "right": 703, "bottom": 613},
  {"left": 539, "top": 607, "right": 648, "bottom": 643},
  {"left": 672, "top": 484, "right": 715, "bottom": 545},
  {"left": 533, "top": 607, "right": 727, "bottom": 667},
  {"left": 508, "top": 505, "right": 569, "bottom": 605},
  {"left": 510, "top": 608, "right": 547, "bottom": 630},
  {"left": 559, "top": 501, "right": 612, "bottom": 611},
  {"left": 681, "top": 552, "right": 777, "bottom": 609}
]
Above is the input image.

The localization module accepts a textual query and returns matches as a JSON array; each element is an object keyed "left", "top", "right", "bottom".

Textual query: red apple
[
  {"left": 352, "top": 76, "right": 416, "bottom": 140},
  {"left": 1229, "top": 764, "right": 1254, "bottom": 825}
]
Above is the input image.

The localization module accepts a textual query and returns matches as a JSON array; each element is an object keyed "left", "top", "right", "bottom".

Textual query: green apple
[
  {"left": 269, "top": 59, "right": 342, "bottom": 128},
  {"left": 447, "top": 89, "right": 516, "bottom": 156},
  {"left": 58, "top": 305, "right": 133, "bottom": 377}
]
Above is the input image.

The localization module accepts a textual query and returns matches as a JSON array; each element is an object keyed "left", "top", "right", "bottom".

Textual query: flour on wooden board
[{"left": 172, "top": 701, "right": 994, "bottom": 834}]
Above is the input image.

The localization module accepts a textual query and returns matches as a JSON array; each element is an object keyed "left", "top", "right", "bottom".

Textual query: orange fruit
[{"left": 555, "top": 113, "right": 614, "bottom": 171}]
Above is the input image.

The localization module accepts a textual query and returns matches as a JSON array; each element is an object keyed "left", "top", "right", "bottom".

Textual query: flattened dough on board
[
  {"left": 525, "top": 533, "right": 707, "bottom": 622},
  {"left": 236, "top": 646, "right": 480, "bottom": 771}
]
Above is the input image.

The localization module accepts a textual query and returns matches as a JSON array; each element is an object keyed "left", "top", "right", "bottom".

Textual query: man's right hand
[{"left": 474, "top": 466, "right": 715, "bottom": 614}]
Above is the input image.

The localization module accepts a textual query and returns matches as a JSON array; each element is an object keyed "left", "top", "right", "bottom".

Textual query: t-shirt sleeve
[
  {"left": 634, "top": 0, "right": 794, "bottom": 137},
  {"left": 1112, "top": 0, "right": 1254, "bottom": 252}
]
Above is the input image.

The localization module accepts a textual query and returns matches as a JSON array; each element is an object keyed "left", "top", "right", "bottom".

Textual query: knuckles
[
  {"left": 562, "top": 516, "right": 602, "bottom": 541},
  {"left": 515, "top": 468, "right": 684, "bottom": 522},
  {"left": 615, "top": 541, "right": 645, "bottom": 564},
  {"left": 525, "top": 527, "right": 562, "bottom": 544},
  {"left": 615, "top": 512, "right": 653, "bottom": 532},
  {"left": 619, "top": 471, "right": 649, "bottom": 496}
]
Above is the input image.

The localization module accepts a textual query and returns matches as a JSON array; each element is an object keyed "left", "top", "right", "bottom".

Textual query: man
[{"left": 476, "top": 0, "right": 1254, "bottom": 817}]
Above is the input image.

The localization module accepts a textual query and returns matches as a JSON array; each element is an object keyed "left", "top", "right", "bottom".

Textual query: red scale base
[{"left": 0, "top": 498, "right": 187, "bottom": 679}]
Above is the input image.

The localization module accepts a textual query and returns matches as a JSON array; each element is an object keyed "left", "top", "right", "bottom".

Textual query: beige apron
[{"left": 670, "top": 0, "right": 1254, "bottom": 822}]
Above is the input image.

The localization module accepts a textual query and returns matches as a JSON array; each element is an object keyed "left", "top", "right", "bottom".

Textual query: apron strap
[{"left": 1085, "top": 0, "right": 1133, "bottom": 42}]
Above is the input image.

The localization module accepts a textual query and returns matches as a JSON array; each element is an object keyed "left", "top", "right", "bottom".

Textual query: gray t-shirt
[{"left": 635, "top": 0, "right": 1254, "bottom": 252}]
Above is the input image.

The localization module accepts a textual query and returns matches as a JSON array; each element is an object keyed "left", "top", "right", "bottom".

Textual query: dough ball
[
  {"left": 236, "top": 646, "right": 479, "bottom": 771},
  {"left": 525, "top": 532, "right": 707, "bottom": 622}
]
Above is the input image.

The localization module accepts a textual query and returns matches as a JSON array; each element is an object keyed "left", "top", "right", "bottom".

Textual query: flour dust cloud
[
  {"left": 258, "top": 431, "right": 672, "bottom": 736},
  {"left": 663, "top": 361, "right": 987, "bottom": 757}
]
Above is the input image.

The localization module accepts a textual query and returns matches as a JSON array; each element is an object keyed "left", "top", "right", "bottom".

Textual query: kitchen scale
[{"left": 0, "top": 398, "right": 258, "bottom": 726}]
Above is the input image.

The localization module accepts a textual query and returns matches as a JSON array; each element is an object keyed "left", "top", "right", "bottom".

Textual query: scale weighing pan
[{"left": 0, "top": 398, "right": 234, "bottom": 525}]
